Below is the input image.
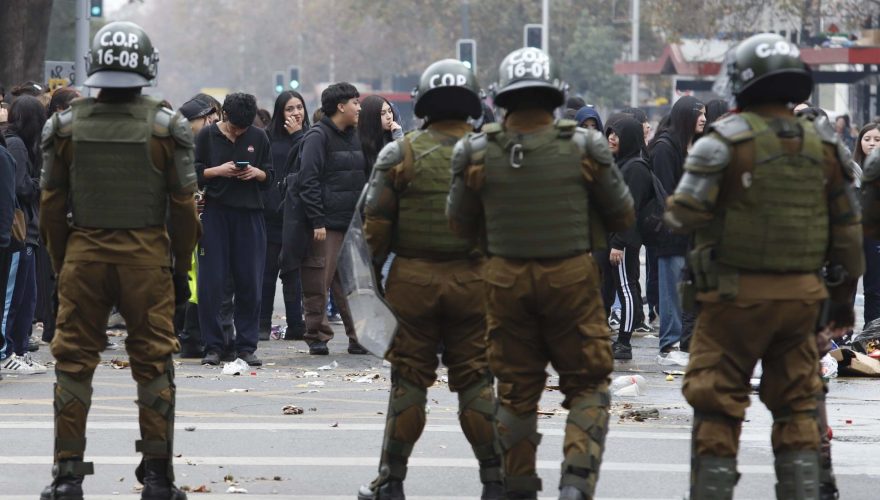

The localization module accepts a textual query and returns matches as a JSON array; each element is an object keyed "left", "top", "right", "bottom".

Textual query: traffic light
[
  {"left": 274, "top": 72, "right": 284, "bottom": 94},
  {"left": 457, "top": 39, "right": 476, "bottom": 73},
  {"left": 89, "top": 0, "right": 103, "bottom": 17},
  {"left": 524, "top": 24, "right": 542, "bottom": 49},
  {"left": 288, "top": 66, "right": 300, "bottom": 90}
]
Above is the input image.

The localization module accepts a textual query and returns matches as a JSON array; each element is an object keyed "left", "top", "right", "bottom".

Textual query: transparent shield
[{"left": 336, "top": 207, "right": 398, "bottom": 358}]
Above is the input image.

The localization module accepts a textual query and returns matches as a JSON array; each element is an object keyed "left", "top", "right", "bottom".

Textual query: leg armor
[
  {"left": 376, "top": 372, "right": 428, "bottom": 483},
  {"left": 559, "top": 391, "right": 610, "bottom": 498},
  {"left": 134, "top": 359, "right": 177, "bottom": 483},
  {"left": 815, "top": 389, "right": 839, "bottom": 499},
  {"left": 689, "top": 412, "right": 740, "bottom": 500},
  {"left": 495, "top": 405, "right": 542, "bottom": 496},
  {"left": 775, "top": 450, "right": 821, "bottom": 500},
  {"left": 457, "top": 375, "right": 502, "bottom": 486},
  {"left": 53, "top": 369, "right": 95, "bottom": 471}
]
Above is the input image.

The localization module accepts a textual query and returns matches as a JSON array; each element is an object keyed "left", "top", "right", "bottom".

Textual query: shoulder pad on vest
[
  {"left": 482, "top": 123, "right": 502, "bottom": 137},
  {"left": 572, "top": 127, "right": 613, "bottom": 166},
  {"left": 709, "top": 114, "right": 753, "bottom": 143},
  {"left": 374, "top": 139, "right": 405, "bottom": 172},
  {"left": 812, "top": 115, "right": 837, "bottom": 145},
  {"left": 452, "top": 133, "right": 484, "bottom": 174},
  {"left": 153, "top": 106, "right": 175, "bottom": 137},
  {"left": 168, "top": 111, "right": 194, "bottom": 148},
  {"left": 684, "top": 134, "right": 731, "bottom": 174},
  {"left": 55, "top": 109, "right": 74, "bottom": 138},
  {"left": 555, "top": 119, "right": 577, "bottom": 138},
  {"left": 864, "top": 149, "right": 880, "bottom": 183}
]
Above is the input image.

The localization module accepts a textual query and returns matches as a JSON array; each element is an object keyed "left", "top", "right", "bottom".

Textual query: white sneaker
[
  {"left": 22, "top": 353, "right": 47, "bottom": 374},
  {"left": 2, "top": 354, "right": 37, "bottom": 374},
  {"left": 657, "top": 350, "right": 690, "bottom": 367}
]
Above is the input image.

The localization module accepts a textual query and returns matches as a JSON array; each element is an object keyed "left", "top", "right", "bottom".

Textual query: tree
[
  {"left": 565, "top": 17, "right": 630, "bottom": 108},
  {"left": 0, "top": 0, "right": 55, "bottom": 90}
]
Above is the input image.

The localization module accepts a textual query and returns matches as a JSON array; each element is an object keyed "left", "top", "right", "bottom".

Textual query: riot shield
[{"left": 336, "top": 189, "right": 398, "bottom": 358}]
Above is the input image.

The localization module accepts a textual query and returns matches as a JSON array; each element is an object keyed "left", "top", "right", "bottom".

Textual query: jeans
[{"left": 658, "top": 255, "right": 685, "bottom": 352}]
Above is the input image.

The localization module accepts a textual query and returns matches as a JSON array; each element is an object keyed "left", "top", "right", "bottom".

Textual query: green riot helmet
[
  {"left": 84, "top": 21, "right": 159, "bottom": 88},
  {"left": 492, "top": 47, "right": 565, "bottom": 109},
  {"left": 724, "top": 33, "right": 812, "bottom": 107},
  {"left": 412, "top": 59, "right": 482, "bottom": 119}
]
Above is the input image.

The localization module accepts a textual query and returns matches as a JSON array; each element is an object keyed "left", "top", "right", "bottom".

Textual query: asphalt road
[{"left": 2, "top": 273, "right": 880, "bottom": 499}]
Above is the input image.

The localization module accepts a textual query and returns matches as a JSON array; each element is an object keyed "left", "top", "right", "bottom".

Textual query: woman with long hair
[
  {"left": 648, "top": 96, "right": 705, "bottom": 366},
  {"left": 358, "top": 95, "right": 403, "bottom": 171},
  {"left": 855, "top": 121, "right": 880, "bottom": 325},
  {"left": 1, "top": 95, "right": 48, "bottom": 374},
  {"left": 261, "top": 90, "right": 310, "bottom": 340}
]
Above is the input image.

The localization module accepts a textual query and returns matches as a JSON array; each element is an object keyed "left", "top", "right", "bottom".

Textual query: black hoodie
[{"left": 607, "top": 117, "right": 654, "bottom": 250}]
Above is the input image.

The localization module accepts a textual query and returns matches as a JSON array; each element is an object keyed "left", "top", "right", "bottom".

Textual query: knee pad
[
  {"left": 775, "top": 450, "right": 820, "bottom": 500},
  {"left": 54, "top": 369, "right": 94, "bottom": 463},
  {"left": 690, "top": 455, "right": 739, "bottom": 500},
  {"left": 381, "top": 373, "right": 428, "bottom": 479},
  {"left": 457, "top": 376, "right": 501, "bottom": 483},
  {"left": 559, "top": 391, "right": 610, "bottom": 496}
]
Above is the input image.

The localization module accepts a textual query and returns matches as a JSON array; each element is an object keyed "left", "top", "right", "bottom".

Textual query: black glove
[{"left": 173, "top": 272, "right": 190, "bottom": 306}]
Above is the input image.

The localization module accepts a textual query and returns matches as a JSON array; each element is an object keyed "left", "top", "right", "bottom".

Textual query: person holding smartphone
[{"left": 195, "top": 92, "right": 274, "bottom": 367}]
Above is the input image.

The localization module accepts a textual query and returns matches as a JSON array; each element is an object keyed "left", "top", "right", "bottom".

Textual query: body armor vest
[
  {"left": 482, "top": 122, "right": 590, "bottom": 259},
  {"left": 713, "top": 112, "right": 828, "bottom": 272},
  {"left": 394, "top": 130, "right": 472, "bottom": 258},
  {"left": 70, "top": 96, "right": 167, "bottom": 229}
]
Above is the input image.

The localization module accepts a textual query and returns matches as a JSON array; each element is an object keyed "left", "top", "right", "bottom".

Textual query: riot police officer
[
  {"left": 357, "top": 59, "right": 502, "bottom": 500},
  {"left": 665, "top": 33, "right": 863, "bottom": 499},
  {"left": 39, "top": 21, "right": 200, "bottom": 500},
  {"left": 447, "top": 47, "right": 635, "bottom": 500}
]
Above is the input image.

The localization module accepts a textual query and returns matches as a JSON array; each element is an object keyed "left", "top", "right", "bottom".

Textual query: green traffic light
[
  {"left": 91, "top": 6, "right": 102, "bottom": 16},
  {"left": 275, "top": 85, "right": 284, "bottom": 93},
  {"left": 289, "top": 80, "right": 300, "bottom": 90}
]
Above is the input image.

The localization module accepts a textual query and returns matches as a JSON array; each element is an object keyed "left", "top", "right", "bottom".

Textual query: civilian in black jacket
[
  {"left": 259, "top": 91, "right": 310, "bottom": 341},
  {"left": 294, "top": 82, "right": 368, "bottom": 355},
  {"left": 647, "top": 96, "right": 705, "bottom": 366},
  {"left": 0, "top": 137, "right": 15, "bottom": 379},
  {"left": 195, "top": 93, "right": 273, "bottom": 367},
  {"left": 606, "top": 116, "right": 654, "bottom": 360}
]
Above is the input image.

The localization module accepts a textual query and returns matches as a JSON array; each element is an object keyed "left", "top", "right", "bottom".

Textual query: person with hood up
[
  {"left": 604, "top": 116, "right": 654, "bottom": 360},
  {"left": 574, "top": 105, "right": 603, "bottom": 131}
]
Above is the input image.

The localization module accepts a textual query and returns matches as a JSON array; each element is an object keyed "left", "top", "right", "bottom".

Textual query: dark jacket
[
  {"left": 0, "top": 146, "right": 16, "bottom": 248},
  {"left": 194, "top": 123, "right": 274, "bottom": 210},
  {"left": 4, "top": 132, "right": 40, "bottom": 246},
  {"left": 295, "top": 116, "right": 367, "bottom": 231},
  {"left": 262, "top": 129, "right": 305, "bottom": 243},
  {"left": 611, "top": 156, "right": 654, "bottom": 250},
  {"left": 649, "top": 132, "right": 689, "bottom": 256}
]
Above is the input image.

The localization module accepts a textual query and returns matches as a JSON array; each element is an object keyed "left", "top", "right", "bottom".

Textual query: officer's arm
[
  {"left": 826, "top": 141, "right": 864, "bottom": 328},
  {"left": 861, "top": 149, "right": 880, "bottom": 239},
  {"left": 162, "top": 111, "right": 202, "bottom": 274},
  {"left": 446, "top": 134, "right": 484, "bottom": 240},
  {"left": 39, "top": 113, "right": 72, "bottom": 274},
  {"left": 664, "top": 134, "right": 729, "bottom": 233},
  {"left": 364, "top": 140, "right": 404, "bottom": 265},
  {"left": 574, "top": 129, "right": 635, "bottom": 232}
]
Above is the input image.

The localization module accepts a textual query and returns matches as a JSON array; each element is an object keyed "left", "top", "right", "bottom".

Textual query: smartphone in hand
[{"left": 235, "top": 161, "right": 249, "bottom": 169}]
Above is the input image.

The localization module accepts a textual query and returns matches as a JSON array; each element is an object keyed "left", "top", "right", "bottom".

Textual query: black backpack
[{"left": 630, "top": 157, "right": 672, "bottom": 248}]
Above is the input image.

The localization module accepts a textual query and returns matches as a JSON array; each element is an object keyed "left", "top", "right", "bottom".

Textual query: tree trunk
[{"left": 0, "top": 0, "right": 56, "bottom": 91}]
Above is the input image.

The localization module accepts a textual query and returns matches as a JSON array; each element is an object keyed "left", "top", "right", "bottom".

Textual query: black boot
[
  {"left": 481, "top": 481, "right": 504, "bottom": 500},
  {"left": 40, "top": 459, "right": 89, "bottom": 500},
  {"left": 140, "top": 459, "right": 187, "bottom": 500},
  {"left": 357, "top": 478, "right": 405, "bottom": 500}
]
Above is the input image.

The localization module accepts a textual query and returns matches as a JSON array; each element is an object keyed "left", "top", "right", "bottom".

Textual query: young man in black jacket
[
  {"left": 606, "top": 116, "right": 654, "bottom": 360},
  {"left": 295, "top": 82, "right": 368, "bottom": 355}
]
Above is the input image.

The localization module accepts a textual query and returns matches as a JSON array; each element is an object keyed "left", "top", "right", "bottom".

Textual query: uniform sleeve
[
  {"left": 161, "top": 122, "right": 202, "bottom": 274},
  {"left": 363, "top": 140, "right": 404, "bottom": 264},
  {"left": 576, "top": 129, "right": 635, "bottom": 232},
  {"left": 297, "top": 128, "right": 327, "bottom": 229},
  {"left": 664, "top": 134, "right": 729, "bottom": 233},
  {"left": 446, "top": 136, "right": 484, "bottom": 241},
  {"left": 39, "top": 131, "right": 72, "bottom": 273},
  {"left": 824, "top": 143, "right": 864, "bottom": 328}
]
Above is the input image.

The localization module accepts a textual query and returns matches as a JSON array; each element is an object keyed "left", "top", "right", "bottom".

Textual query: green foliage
[{"left": 564, "top": 19, "right": 630, "bottom": 108}]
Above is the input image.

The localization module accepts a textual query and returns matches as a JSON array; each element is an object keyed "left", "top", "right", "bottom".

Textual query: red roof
[{"left": 615, "top": 45, "right": 880, "bottom": 76}]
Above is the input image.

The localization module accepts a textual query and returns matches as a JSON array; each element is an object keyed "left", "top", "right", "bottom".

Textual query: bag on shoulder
[{"left": 639, "top": 168, "right": 672, "bottom": 248}]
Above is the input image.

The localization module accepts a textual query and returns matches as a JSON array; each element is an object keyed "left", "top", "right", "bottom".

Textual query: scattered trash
[
  {"left": 303, "top": 371, "right": 320, "bottom": 377},
  {"left": 846, "top": 419, "right": 853, "bottom": 424},
  {"left": 226, "top": 486, "right": 248, "bottom": 494},
  {"left": 665, "top": 374, "right": 675, "bottom": 382},
  {"left": 820, "top": 353, "right": 838, "bottom": 379},
  {"left": 191, "top": 485, "right": 211, "bottom": 493},
  {"left": 317, "top": 361, "right": 338, "bottom": 371},
  {"left": 661, "top": 370, "right": 685, "bottom": 376},
  {"left": 184, "top": 425, "right": 196, "bottom": 432},
  {"left": 623, "top": 408, "right": 660, "bottom": 421},
  {"left": 610, "top": 375, "right": 647, "bottom": 397},
  {"left": 382, "top": 360, "right": 391, "bottom": 367},
  {"left": 110, "top": 358, "right": 130, "bottom": 369},
  {"left": 353, "top": 376, "right": 374, "bottom": 384},
  {"left": 282, "top": 405, "right": 304, "bottom": 415},
  {"left": 265, "top": 362, "right": 276, "bottom": 366},
  {"left": 330, "top": 422, "right": 339, "bottom": 427},
  {"left": 221, "top": 358, "right": 249, "bottom": 376},
  {"left": 643, "top": 334, "right": 657, "bottom": 339},
  {"left": 830, "top": 348, "right": 880, "bottom": 376},
  {"left": 307, "top": 381, "right": 325, "bottom": 387},
  {"left": 227, "top": 388, "right": 249, "bottom": 393}
]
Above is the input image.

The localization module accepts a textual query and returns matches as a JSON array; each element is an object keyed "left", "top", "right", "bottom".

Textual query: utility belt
[{"left": 682, "top": 245, "right": 740, "bottom": 306}]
